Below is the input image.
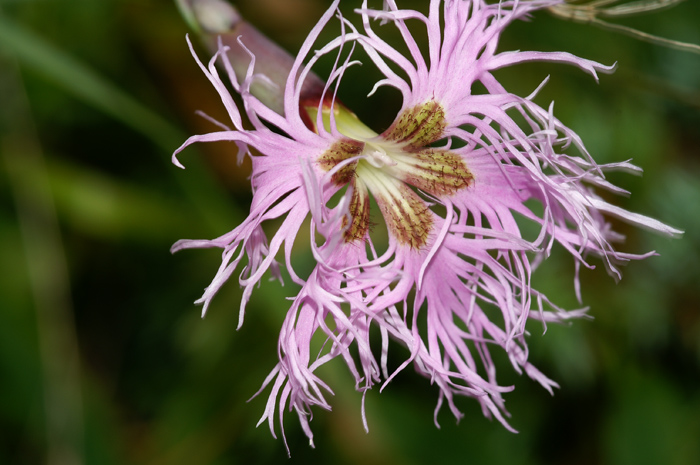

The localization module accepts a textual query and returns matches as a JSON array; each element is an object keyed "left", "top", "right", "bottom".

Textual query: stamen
[
  {"left": 316, "top": 101, "right": 470, "bottom": 248},
  {"left": 365, "top": 147, "right": 397, "bottom": 168}
]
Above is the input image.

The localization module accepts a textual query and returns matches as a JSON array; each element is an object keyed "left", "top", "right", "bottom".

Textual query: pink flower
[{"left": 172, "top": 0, "right": 681, "bottom": 451}]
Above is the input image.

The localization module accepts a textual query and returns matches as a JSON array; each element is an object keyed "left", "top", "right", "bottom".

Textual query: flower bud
[{"left": 176, "top": 0, "right": 325, "bottom": 114}]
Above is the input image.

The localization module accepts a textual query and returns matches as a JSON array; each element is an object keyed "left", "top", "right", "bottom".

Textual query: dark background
[{"left": 1, "top": 1, "right": 699, "bottom": 464}]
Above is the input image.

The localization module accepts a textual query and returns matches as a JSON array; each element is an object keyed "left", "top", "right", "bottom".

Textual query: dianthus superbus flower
[{"left": 172, "top": 0, "right": 681, "bottom": 450}]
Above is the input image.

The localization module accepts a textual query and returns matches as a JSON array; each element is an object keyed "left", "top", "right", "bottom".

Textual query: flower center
[{"left": 313, "top": 102, "right": 474, "bottom": 249}]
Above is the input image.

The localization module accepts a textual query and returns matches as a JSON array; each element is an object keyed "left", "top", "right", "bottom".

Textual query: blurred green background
[{"left": 1, "top": 1, "right": 699, "bottom": 464}]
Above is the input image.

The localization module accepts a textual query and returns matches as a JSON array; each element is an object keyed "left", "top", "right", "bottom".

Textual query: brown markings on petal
[
  {"left": 342, "top": 178, "right": 371, "bottom": 243},
  {"left": 318, "top": 139, "right": 364, "bottom": 185},
  {"left": 377, "top": 183, "right": 433, "bottom": 250},
  {"left": 382, "top": 100, "right": 447, "bottom": 149},
  {"left": 401, "top": 149, "right": 474, "bottom": 196}
]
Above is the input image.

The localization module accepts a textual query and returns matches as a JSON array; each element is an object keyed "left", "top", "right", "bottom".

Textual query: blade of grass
[
  {"left": 0, "top": 13, "right": 241, "bottom": 232},
  {"left": 1, "top": 53, "right": 84, "bottom": 465}
]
